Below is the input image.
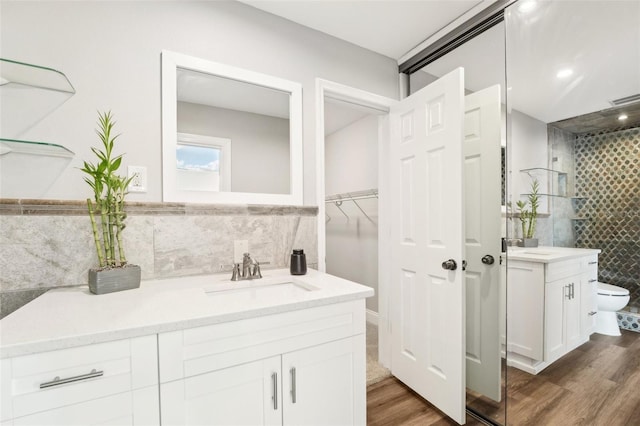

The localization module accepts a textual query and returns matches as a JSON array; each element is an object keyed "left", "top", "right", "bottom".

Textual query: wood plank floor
[
  {"left": 367, "top": 377, "right": 485, "bottom": 426},
  {"left": 368, "top": 330, "right": 640, "bottom": 425}
]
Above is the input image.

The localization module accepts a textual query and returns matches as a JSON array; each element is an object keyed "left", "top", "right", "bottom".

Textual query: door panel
[
  {"left": 390, "top": 68, "right": 465, "bottom": 424},
  {"left": 464, "top": 86, "right": 502, "bottom": 402}
]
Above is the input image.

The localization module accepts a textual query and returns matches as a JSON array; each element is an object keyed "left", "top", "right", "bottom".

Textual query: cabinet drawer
[
  {"left": 11, "top": 385, "right": 158, "bottom": 426},
  {"left": 546, "top": 259, "right": 581, "bottom": 282},
  {"left": 582, "top": 255, "right": 599, "bottom": 277},
  {"left": 158, "top": 300, "right": 365, "bottom": 383},
  {"left": 2, "top": 335, "right": 157, "bottom": 420}
]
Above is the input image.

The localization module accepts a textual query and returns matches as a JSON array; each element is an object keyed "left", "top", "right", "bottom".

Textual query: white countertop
[
  {"left": 0, "top": 269, "right": 374, "bottom": 359},
  {"left": 506, "top": 246, "right": 601, "bottom": 263}
]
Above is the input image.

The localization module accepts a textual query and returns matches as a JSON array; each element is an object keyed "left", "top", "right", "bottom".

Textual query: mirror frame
[{"left": 161, "top": 50, "right": 303, "bottom": 205}]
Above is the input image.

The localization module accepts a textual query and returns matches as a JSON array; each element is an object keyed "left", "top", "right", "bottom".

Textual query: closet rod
[
  {"left": 325, "top": 188, "right": 378, "bottom": 203},
  {"left": 324, "top": 188, "right": 378, "bottom": 223}
]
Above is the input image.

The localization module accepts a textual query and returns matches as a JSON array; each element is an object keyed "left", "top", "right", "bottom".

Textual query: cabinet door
[
  {"left": 282, "top": 336, "right": 365, "bottom": 426},
  {"left": 565, "top": 278, "right": 582, "bottom": 351},
  {"left": 161, "top": 356, "right": 281, "bottom": 426},
  {"left": 545, "top": 278, "right": 581, "bottom": 363},
  {"left": 507, "top": 261, "right": 545, "bottom": 360},
  {"left": 545, "top": 279, "right": 568, "bottom": 363}
]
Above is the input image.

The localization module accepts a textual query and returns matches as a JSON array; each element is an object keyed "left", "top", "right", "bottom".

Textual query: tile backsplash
[{"left": 0, "top": 200, "right": 318, "bottom": 318}]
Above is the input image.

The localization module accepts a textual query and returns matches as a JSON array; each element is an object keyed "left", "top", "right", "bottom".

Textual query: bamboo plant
[
  {"left": 81, "top": 111, "right": 134, "bottom": 269},
  {"left": 516, "top": 179, "right": 540, "bottom": 240}
]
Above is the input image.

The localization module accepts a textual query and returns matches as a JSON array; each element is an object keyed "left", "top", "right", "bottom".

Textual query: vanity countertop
[
  {"left": 506, "top": 246, "right": 601, "bottom": 263},
  {"left": 0, "top": 269, "right": 373, "bottom": 359}
]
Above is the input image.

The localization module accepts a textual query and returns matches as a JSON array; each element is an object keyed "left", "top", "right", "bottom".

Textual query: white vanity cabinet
[
  {"left": 0, "top": 336, "right": 159, "bottom": 426},
  {"left": 158, "top": 300, "right": 366, "bottom": 426},
  {"left": 505, "top": 249, "right": 599, "bottom": 374},
  {"left": 0, "top": 270, "right": 372, "bottom": 426}
]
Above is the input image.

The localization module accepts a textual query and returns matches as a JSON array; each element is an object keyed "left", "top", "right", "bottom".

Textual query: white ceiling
[
  {"left": 240, "top": 0, "right": 486, "bottom": 60},
  {"left": 241, "top": 0, "right": 640, "bottom": 127},
  {"left": 177, "top": 68, "right": 289, "bottom": 118}
]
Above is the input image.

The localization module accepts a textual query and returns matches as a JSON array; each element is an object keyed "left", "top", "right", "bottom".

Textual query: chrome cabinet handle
[
  {"left": 40, "top": 369, "right": 103, "bottom": 389},
  {"left": 588, "top": 311, "right": 597, "bottom": 316},
  {"left": 290, "top": 367, "right": 297, "bottom": 404},
  {"left": 565, "top": 285, "right": 571, "bottom": 299},
  {"left": 441, "top": 259, "right": 457, "bottom": 271},
  {"left": 588, "top": 261, "right": 598, "bottom": 265},
  {"left": 588, "top": 279, "right": 597, "bottom": 283},
  {"left": 571, "top": 283, "right": 575, "bottom": 299},
  {"left": 272, "top": 372, "right": 278, "bottom": 410}
]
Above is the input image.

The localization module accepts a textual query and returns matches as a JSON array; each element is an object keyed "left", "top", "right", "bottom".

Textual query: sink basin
[{"left": 204, "top": 278, "right": 318, "bottom": 303}]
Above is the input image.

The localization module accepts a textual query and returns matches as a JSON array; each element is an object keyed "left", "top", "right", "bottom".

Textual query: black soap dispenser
[{"left": 290, "top": 249, "right": 307, "bottom": 275}]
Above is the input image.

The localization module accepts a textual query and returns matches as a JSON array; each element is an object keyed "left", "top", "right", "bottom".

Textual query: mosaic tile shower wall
[{"left": 574, "top": 127, "right": 640, "bottom": 308}]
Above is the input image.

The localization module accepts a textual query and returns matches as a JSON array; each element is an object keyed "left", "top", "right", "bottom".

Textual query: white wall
[
  {"left": 178, "top": 102, "right": 289, "bottom": 194},
  {"left": 325, "top": 114, "right": 379, "bottom": 313},
  {"left": 509, "top": 109, "right": 550, "bottom": 215},
  {"left": 1, "top": 0, "right": 399, "bottom": 204},
  {"left": 507, "top": 109, "right": 554, "bottom": 244}
]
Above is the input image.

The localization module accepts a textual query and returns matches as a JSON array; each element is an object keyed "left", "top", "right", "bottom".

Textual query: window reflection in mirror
[
  {"left": 176, "top": 133, "right": 230, "bottom": 192},
  {"left": 161, "top": 51, "right": 303, "bottom": 205}
]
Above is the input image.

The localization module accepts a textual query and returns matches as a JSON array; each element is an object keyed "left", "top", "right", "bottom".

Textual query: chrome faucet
[{"left": 231, "top": 253, "right": 262, "bottom": 281}]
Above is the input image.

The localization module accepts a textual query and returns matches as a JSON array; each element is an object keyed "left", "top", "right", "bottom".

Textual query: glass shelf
[
  {"left": 520, "top": 167, "right": 567, "bottom": 175},
  {"left": 1, "top": 58, "right": 76, "bottom": 138},
  {"left": 0, "top": 138, "right": 74, "bottom": 198}
]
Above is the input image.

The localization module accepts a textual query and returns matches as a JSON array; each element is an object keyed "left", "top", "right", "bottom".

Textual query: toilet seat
[{"left": 598, "top": 282, "right": 629, "bottom": 297}]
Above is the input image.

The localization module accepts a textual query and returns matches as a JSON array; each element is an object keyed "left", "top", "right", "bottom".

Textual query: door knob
[
  {"left": 442, "top": 259, "right": 457, "bottom": 271},
  {"left": 481, "top": 255, "right": 495, "bottom": 265}
]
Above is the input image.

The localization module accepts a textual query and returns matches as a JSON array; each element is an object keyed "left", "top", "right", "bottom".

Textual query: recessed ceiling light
[
  {"left": 556, "top": 69, "right": 573, "bottom": 79},
  {"left": 618, "top": 114, "right": 628, "bottom": 121},
  {"left": 518, "top": 0, "right": 537, "bottom": 13}
]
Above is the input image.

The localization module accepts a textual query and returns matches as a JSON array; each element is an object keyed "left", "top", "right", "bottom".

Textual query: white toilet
[{"left": 595, "top": 282, "right": 630, "bottom": 336}]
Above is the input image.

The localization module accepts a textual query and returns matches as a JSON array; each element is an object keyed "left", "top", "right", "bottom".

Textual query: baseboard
[{"left": 366, "top": 309, "right": 378, "bottom": 325}]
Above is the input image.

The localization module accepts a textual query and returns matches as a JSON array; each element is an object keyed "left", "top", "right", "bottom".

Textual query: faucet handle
[
  {"left": 252, "top": 262, "right": 262, "bottom": 279},
  {"left": 231, "top": 263, "right": 241, "bottom": 281}
]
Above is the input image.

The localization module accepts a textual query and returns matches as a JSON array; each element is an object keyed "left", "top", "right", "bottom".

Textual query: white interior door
[
  {"left": 389, "top": 68, "right": 466, "bottom": 424},
  {"left": 464, "top": 85, "right": 502, "bottom": 402}
]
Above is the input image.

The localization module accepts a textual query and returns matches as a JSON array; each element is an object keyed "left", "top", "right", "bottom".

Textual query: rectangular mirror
[{"left": 161, "top": 51, "right": 303, "bottom": 205}]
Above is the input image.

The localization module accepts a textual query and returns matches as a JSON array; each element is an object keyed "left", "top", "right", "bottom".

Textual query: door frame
[{"left": 315, "top": 78, "right": 395, "bottom": 367}]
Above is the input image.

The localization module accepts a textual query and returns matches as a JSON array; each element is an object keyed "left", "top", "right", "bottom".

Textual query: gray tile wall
[
  {"left": 0, "top": 200, "right": 318, "bottom": 318},
  {"left": 548, "top": 125, "right": 578, "bottom": 247},
  {"left": 574, "top": 127, "right": 640, "bottom": 308}
]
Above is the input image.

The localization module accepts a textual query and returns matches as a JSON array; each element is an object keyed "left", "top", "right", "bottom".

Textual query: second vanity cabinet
[
  {"left": 158, "top": 300, "right": 366, "bottom": 426},
  {"left": 505, "top": 249, "right": 599, "bottom": 374}
]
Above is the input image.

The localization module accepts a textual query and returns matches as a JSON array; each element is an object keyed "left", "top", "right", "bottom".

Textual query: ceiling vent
[{"left": 610, "top": 93, "right": 640, "bottom": 107}]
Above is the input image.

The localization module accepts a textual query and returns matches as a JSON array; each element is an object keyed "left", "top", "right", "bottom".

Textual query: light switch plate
[{"left": 234, "top": 240, "right": 248, "bottom": 263}]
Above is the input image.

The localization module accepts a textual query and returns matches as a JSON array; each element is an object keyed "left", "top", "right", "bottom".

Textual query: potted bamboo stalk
[
  {"left": 81, "top": 111, "right": 140, "bottom": 294},
  {"left": 516, "top": 179, "right": 540, "bottom": 247}
]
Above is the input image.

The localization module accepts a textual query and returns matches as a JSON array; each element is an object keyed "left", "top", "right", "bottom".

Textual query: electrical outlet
[
  {"left": 234, "top": 240, "right": 248, "bottom": 263},
  {"left": 128, "top": 166, "right": 147, "bottom": 193}
]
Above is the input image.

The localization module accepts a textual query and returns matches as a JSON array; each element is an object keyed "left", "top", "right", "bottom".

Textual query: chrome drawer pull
[
  {"left": 290, "top": 367, "right": 297, "bottom": 404},
  {"left": 588, "top": 311, "right": 597, "bottom": 316},
  {"left": 589, "top": 279, "right": 597, "bottom": 283},
  {"left": 588, "top": 261, "right": 598, "bottom": 265},
  {"left": 272, "top": 372, "right": 278, "bottom": 410},
  {"left": 40, "top": 369, "right": 103, "bottom": 389}
]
